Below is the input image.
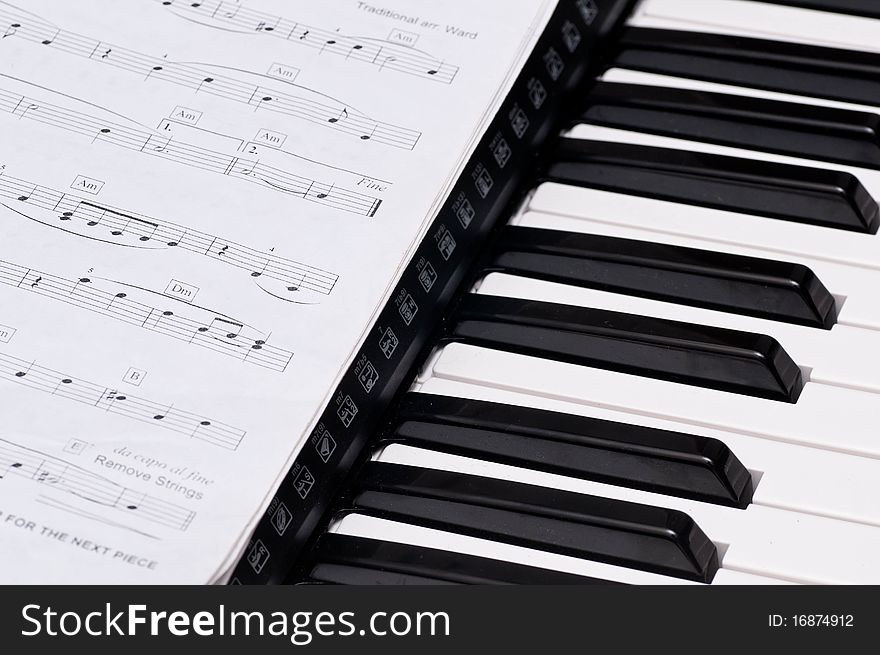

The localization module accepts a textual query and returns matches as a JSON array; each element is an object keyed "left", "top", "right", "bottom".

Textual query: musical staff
[
  {"left": 0, "top": 257, "right": 294, "bottom": 372},
  {"left": 0, "top": 87, "right": 382, "bottom": 217},
  {"left": 0, "top": 171, "right": 339, "bottom": 296},
  {"left": 153, "top": 0, "right": 460, "bottom": 84},
  {"left": 0, "top": 3, "right": 422, "bottom": 150},
  {"left": 0, "top": 438, "right": 195, "bottom": 530},
  {"left": 0, "top": 351, "right": 246, "bottom": 449}
]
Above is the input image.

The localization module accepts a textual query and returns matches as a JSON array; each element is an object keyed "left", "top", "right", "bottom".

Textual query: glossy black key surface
[
  {"left": 305, "top": 534, "right": 607, "bottom": 585},
  {"left": 450, "top": 293, "right": 804, "bottom": 402},
  {"left": 614, "top": 28, "right": 880, "bottom": 108},
  {"left": 489, "top": 225, "right": 837, "bottom": 329},
  {"left": 306, "top": 564, "right": 453, "bottom": 585},
  {"left": 545, "top": 138, "right": 880, "bottom": 233},
  {"left": 580, "top": 82, "right": 880, "bottom": 170},
  {"left": 349, "top": 462, "right": 720, "bottom": 583},
  {"left": 749, "top": 0, "right": 880, "bottom": 19},
  {"left": 388, "top": 392, "right": 755, "bottom": 508}
]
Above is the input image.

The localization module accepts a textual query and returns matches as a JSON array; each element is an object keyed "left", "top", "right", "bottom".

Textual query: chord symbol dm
[
  {"left": 0, "top": 170, "right": 340, "bottom": 297},
  {"left": 0, "top": 257, "right": 295, "bottom": 372}
]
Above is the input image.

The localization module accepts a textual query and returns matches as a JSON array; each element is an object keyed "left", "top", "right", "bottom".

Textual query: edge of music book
[{"left": 231, "top": 0, "right": 636, "bottom": 585}]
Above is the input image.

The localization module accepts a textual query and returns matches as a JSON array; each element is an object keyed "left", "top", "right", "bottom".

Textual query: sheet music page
[{"left": 0, "top": 0, "right": 556, "bottom": 582}]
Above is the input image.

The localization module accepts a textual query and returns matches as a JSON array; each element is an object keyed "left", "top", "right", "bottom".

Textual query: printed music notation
[
  {"left": 0, "top": 438, "right": 195, "bottom": 531},
  {"left": 0, "top": 3, "right": 422, "bottom": 150},
  {"left": 0, "top": 170, "right": 339, "bottom": 297},
  {"left": 0, "top": 257, "right": 294, "bottom": 372},
  {"left": 0, "top": 87, "right": 383, "bottom": 217},
  {"left": 152, "top": 0, "right": 460, "bottom": 85},
  {"left": 0, "top": 351, "right": 246, "bottom": 449}
]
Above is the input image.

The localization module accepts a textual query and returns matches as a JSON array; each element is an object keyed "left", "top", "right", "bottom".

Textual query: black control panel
[{"left": 231, "top": 0, "right": 636, "bottom": 585}]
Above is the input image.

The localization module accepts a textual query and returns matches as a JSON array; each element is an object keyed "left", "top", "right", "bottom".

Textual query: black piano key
[
  {"left": 450, "top": 293, "right": 804, "bottom": 402},
  {"left": 545, "top": 138, "right": 880, "bottom": 234},
  {"left": 580, "top": 81, "right": 880, "bottom": 170},
  {"left": 310, "top": 566, "right": 446, "bottom": 585},
  {"left": 306, "top": 563, "right": 453, "bottom": 585},
  {"left": 388, "top": 392, "right": 754, "bottom": 508},
  {"left": 349, "top": 462, "right": 720, "bottom": 583},
  {"left": 614, "top": 27, "right": 880, "bottom": 108},
  {"left": 488, "top": 225, "right": 837, "bottom": 329},
  {"left": 306, "top": 534, "right": 607, "bottom": 585},
  {"left": 748, "top": 0, "right": 880, "bottom": 19}
]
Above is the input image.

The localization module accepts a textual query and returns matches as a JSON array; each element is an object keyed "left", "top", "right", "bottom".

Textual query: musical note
[
  {"left": 345, "top": 44, "right": 364, "bottom": 60},
  {"left": 152, "top": 0, "right": 459, "bottom": 84},
  {"left": 0, "top": 4, "right": 422, "bottom": 149},
  {"left": 378, "top": 55, "right": 399, "bottom": 73},
  {"left": 0, "top": 460, "right": 22, "bottom": 478},
  {"left": 39, "top": 27, "right": 58, "bottom": 45},
  {"left": 328, "top": 107, "right": 349, "bottom": 124},
  {"left": 0, "top": 437, "right": 196, "bottom": 529},
  {"left": 214, "top": 1, "right": 241, "bottom": 20},
  {"left": 0, "top": 256, "right": 294, "bottom": 372},
  {"left": 212, "top": 317, "right": 244, "bottom": 339},
  {"left": 0, "top": 171, "right": 340, "bottom": 295},
  {"left": 315, "top": 183, "right": 333, "bottom": 200},
  {"left": 0, "top": 86, "right": 383, "bottom": 216},
  {"left": 0, "top": 351, "right": 245, "bottom": 449}
]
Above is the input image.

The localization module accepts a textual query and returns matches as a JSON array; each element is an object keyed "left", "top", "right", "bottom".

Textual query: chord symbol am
[
  {"left": 170, "top": 106, "right": 202, "bottom": 125},
  {"left": 71, "top": 175, "right": 104, "bottom": 195}
]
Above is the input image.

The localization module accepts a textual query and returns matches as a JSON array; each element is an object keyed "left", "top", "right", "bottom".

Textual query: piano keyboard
[{"left": 294, "top": 0, "right": 880, "bottom": 585}]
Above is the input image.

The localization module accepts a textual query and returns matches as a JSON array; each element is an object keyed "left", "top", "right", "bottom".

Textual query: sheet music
[{"left": 0, "top": 0, "right": 556, "bottom": 582}]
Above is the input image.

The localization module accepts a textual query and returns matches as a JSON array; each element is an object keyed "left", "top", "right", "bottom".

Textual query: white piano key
[
  {"left": 476, "top": 273, "right": 880, "bottom": 394},
  {"left": 565, "top": 123, "right": 880, "bottom": 203},
  {"left": 524, "top": 189, "right": 880, "bottom": 330},
  {"left": 429, "top": 342, "right": 880, "bottom": 461},
  {"left": 376, "top": 443, "right": 880, "bottom": 584},
  {"left": 712, "top": 569, "right": 794, "bottom": 585},
  {"left": 630, "top": 0, "right": 880, "bottom": 54},
  {"left": 330, "top": 513, "right": 702, "bottom": 585},
  {"left": 416, "top": 376, "right": 880, "bottom": 530}
]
